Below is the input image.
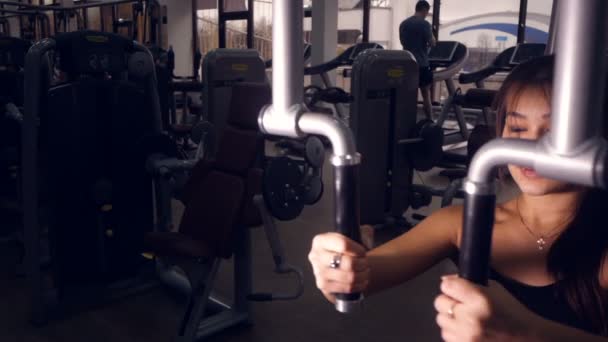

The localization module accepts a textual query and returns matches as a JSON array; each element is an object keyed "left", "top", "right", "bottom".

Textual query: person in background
[{"left": 399, "top": 0, "right": 436, "bottom": 120}]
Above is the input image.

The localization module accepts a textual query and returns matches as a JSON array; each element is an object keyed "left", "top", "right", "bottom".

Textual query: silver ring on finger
[{"left": 329, "top": 253, "right": 342, "bottom": 269}]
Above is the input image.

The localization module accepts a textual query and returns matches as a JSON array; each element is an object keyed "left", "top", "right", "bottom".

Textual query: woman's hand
[
  {"left": 434, "top": 275, "right": 540, "bottom": 342},
  {"left": 308, "top": 226, "right": 373, "bottom": 303}
]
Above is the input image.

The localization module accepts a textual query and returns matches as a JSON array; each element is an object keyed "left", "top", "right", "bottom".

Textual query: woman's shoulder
[
  {"left": 425, "top": 200, "right": 515, "bottom": 225},
  {"left": 423, "top": 199, "right": 516, "bottom": 246}
]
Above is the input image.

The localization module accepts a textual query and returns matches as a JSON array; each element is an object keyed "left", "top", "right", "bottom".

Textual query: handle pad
[
  {"left": 458, "top": 192, "right": 496, "bottom": 285},
  {"left": 333, "top": 165, "right": 362, "bottom": 310}
]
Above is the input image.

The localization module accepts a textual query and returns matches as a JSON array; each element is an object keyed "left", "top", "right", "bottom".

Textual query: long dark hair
[{"left": 494, "top": 55, "right": 608, "bottom": 335}]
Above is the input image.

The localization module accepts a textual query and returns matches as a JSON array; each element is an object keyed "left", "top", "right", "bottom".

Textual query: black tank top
[
  {"left": 448, "top": 253, "right": 593, "bottom": 333},
  {"left": 488, "top": 268, "right": 594, "bottom": 333}
]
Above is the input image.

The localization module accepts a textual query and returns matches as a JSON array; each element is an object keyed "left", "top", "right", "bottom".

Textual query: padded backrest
[
  {"left": 55, "top": 31, "right": 133, "bottom": 76},
  {"left": 214, "top": 127, "right": 262, "bottom": 175},
  {"left": 179, "top": 171, "right": 245, "bottom": 258},
  {"left": 44, "top": 78, "right": 155, "bottom": 281},
  {"left": 227, "top": 82, "right": 271, "bottom": 130},
  {"left": 178, "top": 82, "right": 270, "bottom": 257}
]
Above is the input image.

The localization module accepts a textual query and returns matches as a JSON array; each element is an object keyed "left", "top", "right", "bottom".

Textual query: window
[
  {"left": 253, "top": 0, "right": 273, "bottom": 60},
  {"left": 439, "top": 0, "right": 520, "bottom": 72},
  {"left": 525, "top": 0, "right": 553, "bottom": 44},
  {"left": 197, "top": 5, "right": 219, "bottom": 55},
  {"left": 338, "top": 2, "right": 363, "bottom": 54}
]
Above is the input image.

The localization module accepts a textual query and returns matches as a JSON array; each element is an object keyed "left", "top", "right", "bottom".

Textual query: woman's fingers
[
  {"left": 309, "top": 248, "right": 369, "bottom": 272},
  {"left": 311, "top": 233, "right": 367, "bottom": 257},
  {"left": 434, "top": 294, "right": 459, "bottom": 316}
]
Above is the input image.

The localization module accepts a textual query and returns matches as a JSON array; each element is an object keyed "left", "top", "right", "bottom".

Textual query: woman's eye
[{"left": 509, "top": 126, "right": 526, "bottom": 133}]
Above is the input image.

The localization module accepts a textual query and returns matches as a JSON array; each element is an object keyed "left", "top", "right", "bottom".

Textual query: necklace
[{"left": 515, "top": 198, "right": 573, "bottom": 251}]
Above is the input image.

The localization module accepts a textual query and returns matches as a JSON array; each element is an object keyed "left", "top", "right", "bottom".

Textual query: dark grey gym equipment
[
  {"left": 22, "top": 31, "right": 163, "bottom": 324},
  {"left": 202, "top": 49, "right": 266, "bottom": 157},
  {"left": 349, "top": 49, "right": 419, "bottom": 227}
]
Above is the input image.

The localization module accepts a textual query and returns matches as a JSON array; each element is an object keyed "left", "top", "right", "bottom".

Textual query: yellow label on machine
[
  {"left": 387, "top": 68, "right": 405, "bottom": 78},
  {"left": 86, "top": 35, "right": 109, "bottom": 43},
  {"left": 232, "top": 63, "right": 249, "bottom": 72},
  {"left": 141, "top": 253, "right": 155, "bottom": 260}
]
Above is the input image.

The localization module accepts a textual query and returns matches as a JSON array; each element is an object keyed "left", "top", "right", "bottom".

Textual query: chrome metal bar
[
  {"left": 269, "top": 0, "right": 303, "bottom": 136},
  {"left": 297, "top": 113, "right": 358, "bottom": 161},
  {"left": 550, "top": 0, "right": 606, "bottom": 154},
  {"left": 259, "top": 0, "right": 362, "bottom": 313},
  {"left": 545, "top": 0, "right": 558, "bottom": 54}
]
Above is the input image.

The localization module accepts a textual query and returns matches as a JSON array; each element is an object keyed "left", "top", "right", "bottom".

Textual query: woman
[{"left": 308, "top": 55, "right": 608, "bottom": 341}]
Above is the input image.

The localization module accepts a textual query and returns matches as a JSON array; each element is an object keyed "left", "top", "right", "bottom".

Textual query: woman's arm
[
  {"left": 365, "top": 205, "right": 461, "bottom": 295},
  {"left": 528, "top": 317, "right": 608, "bottom": 342},
  {"left": 308, "top": 205, "right": 461, "bottom": 303}
]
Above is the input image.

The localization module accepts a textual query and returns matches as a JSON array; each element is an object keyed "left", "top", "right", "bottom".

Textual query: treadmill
[{"left": 427, "top": 41, "right": 470, "bottom": 143}]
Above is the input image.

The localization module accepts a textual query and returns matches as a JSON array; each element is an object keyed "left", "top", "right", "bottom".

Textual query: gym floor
[{"left": 0, "top": 146, "right": 517, "bottom": 342}]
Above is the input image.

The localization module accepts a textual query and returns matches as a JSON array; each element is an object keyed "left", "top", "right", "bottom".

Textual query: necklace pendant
[{"left": 536, "top": 237, "right": 546, "bottom": 251}]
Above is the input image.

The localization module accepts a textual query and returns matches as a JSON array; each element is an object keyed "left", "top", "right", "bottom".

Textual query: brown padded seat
[
  {"left": 145, "top": 170, "right": 245, "bottom": 259},
  {"left": 145, "top": 82, "right": 271, "bottom": 260}
]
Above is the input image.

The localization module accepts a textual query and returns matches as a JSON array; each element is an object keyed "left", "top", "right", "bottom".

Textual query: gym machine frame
[
  {"left": 258, "top": 0, "right": 362, "bottom": 313},
  {"left": 22, "top": 35, "right": 163, "bottom": 324}
]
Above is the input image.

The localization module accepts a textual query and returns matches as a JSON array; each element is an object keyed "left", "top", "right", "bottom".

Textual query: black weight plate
[
  {"left": 263, "top": 157, "right": 305, "bottom": 221},
  {"left": 305, "top": 136, "right": 325, "bottom": 169},
  {"left": 411, "top": 120, "right": 444, "bottom": 171},
  {"left": 302, "top": 175, "right": 324, "bottom": 205}
]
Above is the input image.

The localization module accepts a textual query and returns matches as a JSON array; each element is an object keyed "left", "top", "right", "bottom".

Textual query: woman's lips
[{"left": 521, "top": 167, "right": 539, "bottom": 178}]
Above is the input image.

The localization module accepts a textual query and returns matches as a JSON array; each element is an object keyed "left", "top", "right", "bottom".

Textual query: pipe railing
[
  {"left": 258, "top": 0, "right": 362, "bottom": 313},
  {"left": 460, "top": 0, "right": 608, "bottom": 284}
]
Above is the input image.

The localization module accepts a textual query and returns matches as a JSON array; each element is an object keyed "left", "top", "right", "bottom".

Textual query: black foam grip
[
  {"left": 334, "top": 165, "right": 362, "bottom": 303},
  {"left": 458, "top": 193, "right": 496, "bottom": 285}
]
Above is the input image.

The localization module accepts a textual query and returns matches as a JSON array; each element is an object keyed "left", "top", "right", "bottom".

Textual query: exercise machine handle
[
  {"left": 458, "top": 192, "right": 496, "bottom": 285},
  {"left": 334, "top": 164, "right": 363, "bottom": 312}
]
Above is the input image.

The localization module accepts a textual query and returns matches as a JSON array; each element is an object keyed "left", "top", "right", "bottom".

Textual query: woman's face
[{"left": 501, "top": 87, "right": 574, "bottom": 195}]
